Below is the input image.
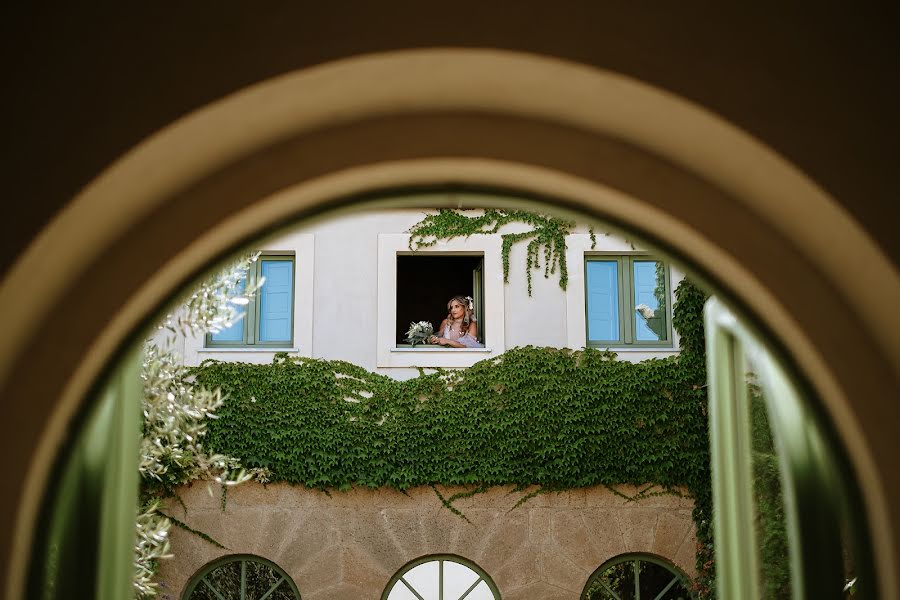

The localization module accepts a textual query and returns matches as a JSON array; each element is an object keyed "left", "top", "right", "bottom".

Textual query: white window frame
[
  {"left": 565, "top": 234, "right": 681, "bottom": 353},
  {"left": 377, "top": 233, "right": 504, "bottom": 368}
]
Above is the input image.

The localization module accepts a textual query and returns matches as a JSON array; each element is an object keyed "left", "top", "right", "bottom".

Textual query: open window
[
  {"left": 395, "top": 254, "right": 485, "bottom": 346},
  {"left": 377, "top": 233, "right": 503, "bottom": 369}
]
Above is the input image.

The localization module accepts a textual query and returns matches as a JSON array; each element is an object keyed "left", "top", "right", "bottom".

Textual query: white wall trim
[{"left": 294, "top": 234, "right": 315, "bottom": 358}]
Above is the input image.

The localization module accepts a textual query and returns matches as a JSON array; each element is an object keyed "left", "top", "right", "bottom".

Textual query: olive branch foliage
[
  {"left": 135, "top": 253, "right": 270, "bottom": 599},
  {"left": 407, "top": 208, "right": 596, "bottom": 295},
  {"left": 192, "top": 279, "right": 716, "bottom": 597}
]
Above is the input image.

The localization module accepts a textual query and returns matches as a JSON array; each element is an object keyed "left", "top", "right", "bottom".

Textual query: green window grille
[
  {"left": 382, "top": 555, "right": 500, "bottom": 600},
  {"left": 581, "top": 554, "right": 693, "bottom": 600},
  {"left": 206, "top": 254, "right": 296, "bottom": 348},
  {"left": 183, "top": 555, "right": 301, "bottom": 600},
  {"left": 584, "top": 256, "right": 672, "bottom": 348}
]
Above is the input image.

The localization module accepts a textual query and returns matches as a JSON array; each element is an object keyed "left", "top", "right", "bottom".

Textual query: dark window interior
[{"left": 396, "top": 255, "right": 483, "bottom": 345}]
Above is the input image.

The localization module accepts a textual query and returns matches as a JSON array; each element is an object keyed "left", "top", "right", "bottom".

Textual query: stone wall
[{"left": 158, "top": 482, "right": 697, "bottom": 599}]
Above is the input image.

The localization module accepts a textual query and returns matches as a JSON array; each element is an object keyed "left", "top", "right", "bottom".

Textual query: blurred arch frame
[
  {"left": 0, "top": 49, "right": 895, "bottom": 599},
  {"left": 380, "top": 554, "right": 500, "bottom": 600},
  {"left": 182, "top": 554, "right": 301, "bottom": 600}
]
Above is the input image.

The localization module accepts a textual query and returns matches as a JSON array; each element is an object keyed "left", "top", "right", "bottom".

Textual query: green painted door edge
[
  {"left": 29, "top": 343, "right": 141, "bottom": 600},
  {"left": 705, "top": 297, "right": 871, "bottom": 599},
  {"left": 96, "top": 345, "right": 142, "bottom": 600}
]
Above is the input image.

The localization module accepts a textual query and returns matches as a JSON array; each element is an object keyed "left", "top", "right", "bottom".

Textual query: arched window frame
[
  {"left": 182, "top": 554, "right": 301, "bottom": 600},
  {"left": 581, "top": 552, "right": 694, "bottom": 600},
  {"left": 381, "top": 554, "right": 501, "bottom": 600}
]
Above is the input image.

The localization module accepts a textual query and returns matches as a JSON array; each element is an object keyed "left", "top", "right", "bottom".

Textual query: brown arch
[{"left": 1, "top": 51, "right": 897, "bottom": 598}]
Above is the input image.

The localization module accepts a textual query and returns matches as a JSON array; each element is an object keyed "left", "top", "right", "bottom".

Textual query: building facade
[{"left": 158, "top": 206, "right": 696, "bottom": 599}]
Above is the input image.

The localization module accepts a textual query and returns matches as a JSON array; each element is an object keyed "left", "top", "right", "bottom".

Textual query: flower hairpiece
[{"left": 464, "top": 296, "right": 474, "bottom": 310}]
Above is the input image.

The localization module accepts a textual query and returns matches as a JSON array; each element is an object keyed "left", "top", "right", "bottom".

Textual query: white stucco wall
[{"left": 176, "top": 207, "right": 682, "bottom": 378}]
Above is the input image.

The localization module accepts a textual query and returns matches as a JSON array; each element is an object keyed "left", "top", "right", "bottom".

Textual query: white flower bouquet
[
  {"left": 635, "top": 303, "right": 656, "bottom": 320},
  {"left": 405, "top": 320, "right": 434, "bottom": 346}
]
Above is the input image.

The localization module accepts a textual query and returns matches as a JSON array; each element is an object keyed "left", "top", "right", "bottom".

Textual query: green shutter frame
[{"left": 584, "top": 255, "right": 673, "bottom": 348}]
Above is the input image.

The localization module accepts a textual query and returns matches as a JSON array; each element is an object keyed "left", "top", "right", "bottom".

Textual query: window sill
[
  {"left": 199, "top": 347, "right": 299, "bottom": 353},
  {"left": 587, "top": 346, "right": 678, "bottom": 352},
  {"left": 391, "top": 346, "right": 492, "bottom": 352}
]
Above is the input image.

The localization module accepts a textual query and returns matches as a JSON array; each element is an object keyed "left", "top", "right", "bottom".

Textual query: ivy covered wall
[{"left": 190, "top": 279, "right": 715, "bottom": 596}]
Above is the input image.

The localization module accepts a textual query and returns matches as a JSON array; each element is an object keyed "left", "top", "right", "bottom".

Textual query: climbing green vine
[
  {"left": 407, "top": 209, "right": 596, "bottom": 295},
  {"left": 191, "top": 278, "right": 714, "bottom": 597},
  {"left": 198, "top": 347, "right": 703, "bottom": 492}
]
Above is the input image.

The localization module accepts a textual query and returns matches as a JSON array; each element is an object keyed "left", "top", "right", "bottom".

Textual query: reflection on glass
[
  {"left": 746, "top": 359, "right": 792, "bottom": 599},
  {"left": 633, "top": 261, "right": 666, "bottom": 342},
  {"left": 443, "top": 559, "right": 480, "bottom": 597},
  {"left": 582, "top": 556, "right": 691, "bottom": 600},
  {"left": 258, "top": 259, "right": 293, "bottom": 342},
  {"left": 402, "top": 561, "right": 439, "bottom": 600}
]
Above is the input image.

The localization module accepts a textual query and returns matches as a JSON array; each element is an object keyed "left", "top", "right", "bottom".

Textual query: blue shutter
[
  {"left": 633, "top": 260, "right": 662, "bottom": 341},
  {"left": 586, "top": 261, "right": 620, "bottom": 342},
  {"left": 210, "top": 277, "right": 247, "bottom": 342},
  {"left": 258, "top": 259, "right": 293, "bottom": 343}
]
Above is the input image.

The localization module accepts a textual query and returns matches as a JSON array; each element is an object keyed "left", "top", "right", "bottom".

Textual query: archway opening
[{"left": 3, "top": 50, "right": 893, "bottom": 599}]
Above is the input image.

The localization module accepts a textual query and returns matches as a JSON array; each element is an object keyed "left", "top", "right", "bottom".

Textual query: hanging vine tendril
[{"left": 408, "top": 209, "right": 596, "bottom": 295}]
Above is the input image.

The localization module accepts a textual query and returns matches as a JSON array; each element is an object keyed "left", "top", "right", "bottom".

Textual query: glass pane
[
  {"left": 636, "top": 561, "right": 690, "bottom": 600},
  {"left": 586, "top": 260, "right": 620, "bottom": 341},
  {"left": 746, "top": 357, "right": 792, "bottom": 599},
  {"left": 463, "top": 580, "right": 495, "bottom": 600},
  {"left": 258, "top": 260, "right": 293, "bottom": 342},
  {"left": 245, "top": 560, "right": 287, "bottom": 600},
  {"left": 585, "top": 561, "right": 635, "bottom": 599},
  {"left": 211, "top": 278, "right": 247, "bottom": 342},
  {"left": 387, "top": 584, "right": 420, "bottom": 600},
  {"left": 197, "top": 561, "right": 241, "bottom": 599},
  {"left": 443, "top": 560, "right": 480, "bottom": 598},
  {"left": 188, "top": 580, "right": 223, "bottom": 600},
  {"left": 632, "top": 260, "right": 667, "bottom": 342},
  {"left": 402, "top": 561, "right": 439, "bottom": 600}
]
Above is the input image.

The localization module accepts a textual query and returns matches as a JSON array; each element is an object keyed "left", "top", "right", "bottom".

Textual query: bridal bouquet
[
  {"left": 635, "top": 303, "right": 656, "bottom": 320},
  {"left": 405, "top": 321, "right": 434, "bottom": 347}
]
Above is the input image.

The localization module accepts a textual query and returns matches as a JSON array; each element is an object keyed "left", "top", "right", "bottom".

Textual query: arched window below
[
  {"left": 183, "top": 555, "right": 301, "bottom": 600},
  {"left": 582, "top": 553, "right": 693, "bottom": 600},
  {"left": 382, "top": 555, "right": 500, "bottom": 600}
]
